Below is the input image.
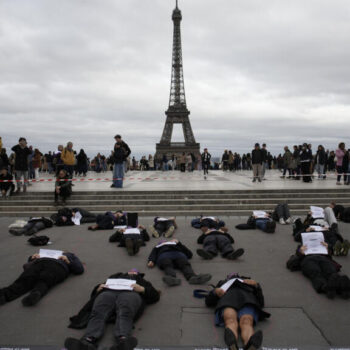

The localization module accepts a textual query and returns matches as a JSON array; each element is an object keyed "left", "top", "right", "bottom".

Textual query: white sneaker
[
  {"left": 285, "top": 217, "right": 292, "bottom": 224},
  {"left": 279, "top": 218, "right": 286, "bottom": 225}
]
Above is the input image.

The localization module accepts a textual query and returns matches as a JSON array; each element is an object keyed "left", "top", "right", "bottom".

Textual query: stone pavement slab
[{"left": 0, "top": 216, "right": 349, "bottom": 349}]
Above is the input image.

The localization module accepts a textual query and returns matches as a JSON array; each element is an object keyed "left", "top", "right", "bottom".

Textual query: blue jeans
[
  {"left": 113, "top": 163, "right": 124, "bottom": 188},
  {"left": 255, "top": 218, "right": 270, "bottom": 231}
]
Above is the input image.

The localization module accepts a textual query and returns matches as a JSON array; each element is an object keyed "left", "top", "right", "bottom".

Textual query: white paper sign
[
  {"left": 105, "top": 278, "right": 136, "bottom": 291},
  {"left": 114, "top": 225, "right": 127, "bottom": 230},
  {"left": 301, "top": 232, "right": 328, "bottom": 255},
  {"left": 72, "top": 211, "right": 82, "bottom": 225},
  {"left": 156, "top": 217, "right": 170, "bottom": 222},
  {"left": 253, "top": 211, "right": 268, "bottom": 218},
  {"left": 156, "top": 241, "right": 177, "bottom": 248},
  {"left": 310, "top": 206, "right": 325, "bottom": 219},
  {"left": 39, "top": 249, "right": 63, "bottom": 259},
  {"left": 123, "top": 228, "right": 141, "bottom": 235},
  {"left": 220, "top": 278, "right": 244, "bottom": 292},
  {"left": 309, "top": 225, "right": 326, "bottom": 232}
]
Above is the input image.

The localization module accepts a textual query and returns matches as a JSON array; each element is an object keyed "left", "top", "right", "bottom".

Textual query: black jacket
[
  {"left": 113, "top": 147, "right": 126, "bottom": 164},
  {"left": 0, "top": 173, "right": 14, "bottom": 191},
  {"left": 11, "top": 145, "right": 32, "bottom": 171},
  {"left": 68, "top": 272, "right": 160, "bottom": 329},
  {"left": 25, "top": 252, "right": 84, "bottom": 276},
  {"left": 109, "top": 228, "right": 150, "bottom": 246},
  {"left": 251, "top": 149, "right": 263, "bottom": 164},
  {"left": 205, "top": 277, "right": 270, "bottom": 321},
  {"left": 197, "top": 230, "right": 234, "bottom": 245},
  {"left": 315, "top": 149, "right": 326, "bottom": 165},
  {"left": 148, "top": 241, "right": 193, "bottom": 263},
  {"left": 201, "top": 152, "right": 211, "bottom": 164}
]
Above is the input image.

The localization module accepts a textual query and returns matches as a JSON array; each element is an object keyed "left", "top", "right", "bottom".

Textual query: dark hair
[
  {"left": 19, "top": 137, "right": 26, "bottom": 142},
  {"left": 114, "top": 134, "right": 121, "bottom": 139}
]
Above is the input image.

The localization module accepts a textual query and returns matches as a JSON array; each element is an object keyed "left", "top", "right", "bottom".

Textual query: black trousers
[
  {"left": 157, "top": 257, "right": 195, "bottom": 280},
  {"left": 301, "top": 162, "right": 312, "bottom": 182},
  {"left": 17, "top": 221, "right": 46, "bottom": 236},
  {"left": 203, "top": 162, "right": 209, "bottom": 175},
  {"left": 203, "top": 234, "right": 233, "bottom": 257},
  {"left": 301, "top": 255, "right": 337, "bottom": 293},
  {"left": 54, "top": 187, "right": 71, "bottom": 201},
  {"left": 274, "top": 203, "right": 291, "bottom": 220},
  {"left": 1, "top": 260, "right": 67, "bottom": 302}
]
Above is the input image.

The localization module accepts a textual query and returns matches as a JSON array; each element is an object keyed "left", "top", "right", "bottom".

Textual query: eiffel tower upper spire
[{"left": 168, "top": 0, "right": 187, "bottom": 110}]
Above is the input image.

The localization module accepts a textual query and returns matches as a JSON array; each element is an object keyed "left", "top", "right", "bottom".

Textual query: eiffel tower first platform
[{"left": 155, "top": 0, "right": 200, "bottom": 161}]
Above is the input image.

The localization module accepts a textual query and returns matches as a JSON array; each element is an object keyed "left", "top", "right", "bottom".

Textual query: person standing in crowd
[
  {"left": 148, "top": 155, "right": 154, "bottom": 170},
  {"left": 186, "top": 153, "right": 192, "bottom": 172},
  {"left": 11, "top": 137, "right": 32, "bottom": 193},
  {"left": 251, "top": 143, "right": 263, "bottom": 183},
  {"left": 111, "top": 142, "right": 125, "bottom": 188},
  {"left": 299, "top": 143, "right": 313, "bottom": 183},
  {"left": 343, "top": 148, "right": 349, "bottom": 185},
  {"left": 336, "top": 142, "right": 347, "bottom": 185},
  {"left": 201, "top": 148, "right": 211, "bottom": 180},
  {"left": 261, "top": 143, "right": 268, "bottom": 179},
  {"left": 162, "top": 154, "right": 169, "bottom": 171},
  {"left": 45, "top": 151, "right": 54, "bottom": 174},
  {"left": 77, "top": 149, "right": 88, "bottom": 176},
  {"left": 228, "top": 151, "right": 234, "bottom": 171},
  {"left": 0, "top": 148, "right": 9, "bottom": 172},
  {"left": 114, "top": 135, "right": 131, "bottom": 174},
  {"left": 61, "top": 142, "right": 75, "bottom": 177},
  {"left": 222, "top": 150, "right": 229, "bottom": 171},
  {"left": 315, "top": 145, "right": 326, "bottom": 180},
  {"left": 281, "top": 146, "right": 292, "bottom": 178},
  {"left": 179, "top": 152, "right": 186, "bottom": 172},
  {"left": 32, "top": 148, "right": 42, "bottom": 180}
]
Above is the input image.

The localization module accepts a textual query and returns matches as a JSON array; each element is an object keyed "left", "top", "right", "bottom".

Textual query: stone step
[
  {"left": 9, "top": 192, "right": 350, "bottom": 200},
  {"left": 0, "top": 202, "right": 344, "bottom": 213},
  {"left": 0, "top": 209, "right": 309, "bottom": 217},
  {"left": 1, "top": 197, "right": 350, "bottom": 207}
]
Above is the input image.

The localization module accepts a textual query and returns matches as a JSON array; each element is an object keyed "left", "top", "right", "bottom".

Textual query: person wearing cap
[
  {"left": 111, "top": 141, "right": 126, "bottom": 188},
  {"left": 113, "top": 134, "right": 131, "bottom": 175},
  {"left": 204, "top": 273, "right": 270, "bottom": 350},
  {"left": 251, "top": 143, "right": 263, "bottom": 183},
  {"left": 0, "top": 251, "right": 84, "bottom": 307},
  {"left": 201, "top": 148, "right": 211, "bottom": 179},
  {"left": 11, "top": 137, "right": 32, "bottom": 192},
  {"left": 196, "top": 226, "right": 245, "bottom": 261},
  {"left": 147, "top": 238, "right": 212, "bottom": 286},
  {"left": 65, "top": 269, "right": 160, "bottom": 350}
]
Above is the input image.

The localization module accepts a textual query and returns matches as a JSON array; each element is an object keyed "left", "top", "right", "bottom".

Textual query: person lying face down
[
  {"left": 197, "top": 226, "right": 245, "bottom": 261},
  {"left": 287, "top": 236, "right": 350, "bottom": 299},
  {"left": 65, "top": 269, "right": 160, "bottom": 350},
  {"left": 88, "top": 210, "right": 126, "bottom": 231},
  {"left": 147, "top": 238, "right": 211, "bottom": 287},
  {"left": 0, "top": 251, "right": 84, "bottom": 307},
  {"left": 109, "top": 225, "right": 150, "bottom": 256},
  {"left": 205, "top": 273, "right": 270, "bottom": 350},
  {"left": 149, "top": 216, "right": 178, "bottom": 238}
]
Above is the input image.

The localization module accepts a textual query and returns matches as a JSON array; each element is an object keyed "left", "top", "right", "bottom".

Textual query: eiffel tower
[{"left": 155, "top": 0, "right": 200, "bottom": 161}]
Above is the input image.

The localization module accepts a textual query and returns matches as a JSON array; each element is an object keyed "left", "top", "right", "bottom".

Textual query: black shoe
[
  {"left": 188, "top": 274, "right": 212, "bottom": 285},
  {"left": 196, "top": 249, "right": 214, "bottom": 260},
  {"left": 226, "top": 248, "right": 245, "bottom": 260},
  {"left": 224, "top": 328, "right": 238, "bottom": 350},
  {"left": 125, "top": 239, "right": 134, "bottom": 256},
  {"left": 326, "top": 274, "right": 338, "bottom": 299},
  {"left": 22, "top": 290, "right": 42, "bottom": 306},
  {"left": 110, "top": 336, "right": 138, "bottom": 350},
  {"left": 64, "top": 337, "right": 96, "bottom": 350},
  {"left": 110, "top": 184, "right": 115, "bottom": 188},
  {"left": 244, "top": 330, "right": 263, "bottom": 350},
  {"left": 162, "top": 276, "right": 181, "bottom": 286},
  {"left": 0, "top": 291, "right": 6, "bottom": 305}
]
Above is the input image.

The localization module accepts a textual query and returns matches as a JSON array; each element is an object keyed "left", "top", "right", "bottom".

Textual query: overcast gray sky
[{"left": 1, "top": 0, "right": 349, "bottom": 157}]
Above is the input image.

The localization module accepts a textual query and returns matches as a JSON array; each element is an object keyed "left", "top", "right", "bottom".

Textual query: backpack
[{"left": 27, "top": 235, "right": 50, "bottom": 246}]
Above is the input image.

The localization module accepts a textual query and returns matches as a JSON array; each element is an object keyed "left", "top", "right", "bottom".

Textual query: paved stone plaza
[
  {"left": 18, "top": 169, "right": 349, "bottom": 192},
  {"left": 0, "top": 212, "right": 349, "bottom": 349}
]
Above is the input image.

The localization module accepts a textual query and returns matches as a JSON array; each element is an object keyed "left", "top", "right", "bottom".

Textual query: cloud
[{"left": 1, "top": 0, "right": 350, "bottom": 158}]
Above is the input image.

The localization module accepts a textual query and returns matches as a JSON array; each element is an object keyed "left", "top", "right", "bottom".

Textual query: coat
[
  {"left": 61, "top": 148, "right": 75, "bottom": 166},
  {"left": 148, "top": 241, "right": 193, "bottom": 263},
  {"left": 197, "top": 230, "right": 234, "bottom": 245},
  {"left": 11, "top": 145, "right": 32, "bottom": 171},
  {"left": 205, "top": 277, "right": 270, "bottom": 321},
  {"left": 68, "top": 272, "right": 160, "bottom": 329}
]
